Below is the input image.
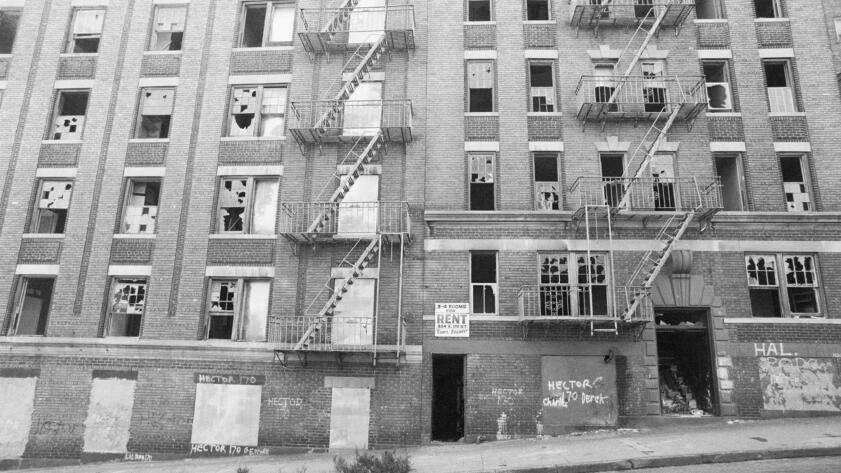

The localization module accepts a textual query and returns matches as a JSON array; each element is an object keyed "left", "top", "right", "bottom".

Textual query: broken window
[
  {"left": 641, "top": 61, "right": 668, "bottom": 113},
  {"left": 780, "top": 155, "right": 812, "bottom": 212},
  {"left": 470, "top": 252, "right": 497, "bottom": 315},
  {"left": 703, "top": 61, "right": 733, "bottom": 112},
  {"left": 239, "top": 2, "right": 295, "bottom": 48},
  {"left": 0, "top": 9, "right": 21, "bottom": 54},
  {"left": 469, "top": 154, "right": 495, "bottom": 211},
  {"left": 696, "top": 0, "right": 725, "bottom": 19},
  {"left": 121, "top": 179, "right": 160, "bottom": 234},
  {"left": 467, "top": 61, "right": 494, "bottom": 112},
  {"left": 207, "top": 279, "right": 270, "bottom": 341},
  {"left": 746, "top": 254, "right": 821, "bottom": 318},
  {"left": 754, "top": 0, "right": 783, "bottom": 18},
  {"left": 537, "top": 252, "right": 609, "bottom": 317},
  {"left": 467, "top": 0, "right": 492, "bottom": 21},
  {"left": 600, "top": 153, "right": 624, "bottom": 208},
  {"left": 529, "top": 62, "right": 555, "bottom": 113},
  {"left": 66, "top": 8, "right": 105, "bottom": 53},
  {"left": 714, "top": 154, "right": 746, "bottom": 211},
  {"left": 588, "top": 0, "right": 611, "bottom": 19},
  {"left": 31, "top": 180, "right": 73, "bottom": 234},
  {"left": 650, "top": 154, "right": 676, "bottom": 211},
  {"left": 634, "top": 0, "right": 654, "bottom": 19},
  {"left": 526, "top": 0, "right": 550, "bottom": 20},
  {"left": 228, "top": 85, "right": 287, "bottom": 137},
  {"left": 49, "top": 90, "right": 89, "bottom": 140},
  {"left": 8, "top": 277, "right": 54, "bottom": 336},
  {"left": 135, "top": 88, "right": 175, "bottom": 139},
  {"left": 763, "top": 61, "right": 797, "bottom": 113},
  {"left": 533, "top": 153, "right": 560, "bottom": 210},
  {"left": 107, "top": 278, "right": 147, "bottom": 337},
  {"left": 149, "top": 5, "right": 187, "bottom": 51},
  {"left": 593, "top": 63, "right": 618, "bottom": 112},
  {"left": 217, "top": 177, "right": 278, "bottom": 234}
]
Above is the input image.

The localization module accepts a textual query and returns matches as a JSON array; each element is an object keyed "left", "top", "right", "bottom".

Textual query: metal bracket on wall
[
  {"left": 521, "top": 322, "right": 530, "bottom": 340},
  {"left": 274, "top": 350, "right": 287, "bottom": 366},
  {"left": 335, "top": 352, "right": 345, "bottom": 370}
]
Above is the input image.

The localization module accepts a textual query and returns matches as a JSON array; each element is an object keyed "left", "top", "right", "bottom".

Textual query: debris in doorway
[{"left": 659, "top": 363, "right": 713, "bottom": 416}]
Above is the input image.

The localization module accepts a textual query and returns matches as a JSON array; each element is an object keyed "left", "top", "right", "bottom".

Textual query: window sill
[
  {"left": 464, "top": 112, "right": 499, "bottom": 117},
  {"left": 231, "top": 46, "right": 294, "bottom": 52},
  {"left": 693, "top": 19, "right": 728, "bottom": 23},
  {"left": 523, "top": 20, "right": 556, "bottom": 25},
  {"left": 754, "top": 18, "right": 790, "bottom": 22},
  {"left": 41, "top": 139, "right": 83, "bottom": 145},
  {"left": 59, "top": 53, "right": 98, "bottom": 58},
  {"left": 527, "top": 112, "right": 562, "bottom": 117},
  {"left": 724, "top": 317, "right": 840, "bottom": 325},
  {"left": 221, "top": 136, "right": 286, "bottom": 142},
  {"left": 128, "top": 138, "right": 170, "bottom": 143},
  {"left": 21, "top": 233, "right": 65, "bottom": 239},
  {"left": 113, "top": 233, "right": 156, "bottom": 239},
  {"left": 209, "top": 234, "right": 278, "bottom": 240},
  {"left": 0, "top": 53, "right": 12, "bottom": 59},
  {"left": 769, "top": 112, "right": 806, "bottom": 117},
  {"left": 707, "top": 111, "right": 741, "bottom": 117},
  {"left": 463, "top": 21, "right": 496, "bottom": 26},
  {"left": 143, "top": 50, "right": 183, "bottom": 55}
]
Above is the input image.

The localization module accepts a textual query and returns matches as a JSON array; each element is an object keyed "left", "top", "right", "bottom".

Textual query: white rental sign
[{"left": 435, "top": 303, "right": 470, "bottom": 337}]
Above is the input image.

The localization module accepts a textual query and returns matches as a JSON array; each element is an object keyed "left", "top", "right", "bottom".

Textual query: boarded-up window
[
  {"left": 33, "top": 180, "right": 73, "bottom": 233},
  {"left": 83, "top": 373, "right": 136, "bottom": 454},
  {"left": 191, "top": 381, "right": 262, "bottom": 446},
  {"left": 207, "top": 279, "right": 270, "bottom": 341},
  {"left": 218, "top": 177, "right": 278, "bottom": 234},
  {"left": 150, "top": 6, "right": 186, "bottom": 51},
  {"left": 0, "top": 371, "right": 38, "bottom": 459}
]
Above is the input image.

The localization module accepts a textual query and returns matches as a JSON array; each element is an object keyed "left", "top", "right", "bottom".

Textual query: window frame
[
  {"left": 702, "top": 60, "right": 734, "bottom": 112},
  {"left": 119, "top": 178, "right": 162, "bottom": 235},
  {"left": 47, "top": 89, "right": 91, "bottom": 141},
  {"left": 527, "top": 60, "right": 557, "bottom": 113},
  {"left": 147, "top": 4, "right": 188, "bottom": 51},
  {"left": 134, "top": 87, "right": 176, "bottom": 139},
  {"left": 65, "top": 7, "right": 106, "bottom": 54},
  {"left": 537, "top": 252, "right": 612, "bottom": 318},
  {"left": 466, "top": 0, "right": 493, "bottom": 22},
  {"left": 205, "top": 278, "right": 272, "bottom": 341},
  {"left": 105, "top": 277, "right": 148, "bottom": 337},
  {"left": 0, "top": 8, "right": 22, "bottom": 55},
  {"left": 754, "top": 0, "right": 784, "bottom": 19},
  {"left": 7, "top": 276, "right": 55, "bottom": 336},
  {"left": 525, "top": 0, "right": 551, "bottom": 21},
  {"left": 466, "top": 60, "right": 496, "bottom": 113},
  {"left": 533, "top": 152, "right": 560, "bottom": 211},
  {"left": 779, "top": 153, "right": 813, "bottom": 212},
  {"left": 762, "top": 59, "right": 799, "bottom": 113},
  {"left": 30, "top": 179, "right": 74, "bottom": 234},
  {"left": 468, "top": 153, "right": 496, "bottom": 211},
  {"left": 745, "top": 253, "right": 823, "bottom": 318},
  {"left": 216, "top": 176, "right": 279, "bottom": 235},
  {"left": 470, "top": 251, "right": 498, "bottom": 315},
  {"left": 238, "top": 1, "right": 296, "bottom": 48},
  {"left": 227, "top": 84, "right": 288, "bottom": 138}
]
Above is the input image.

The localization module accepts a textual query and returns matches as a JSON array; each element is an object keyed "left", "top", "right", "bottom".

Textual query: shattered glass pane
[
  {"left": 39, "top": 181, "right": 73, "bottom": 210},
  {"left": 578, "top": 255, "right": 606, "bottom": 285},
  {"left": 123, "top": 181, "right": 159, "bottom": 234},
  {"left": 535, "top": 182, "right": 559, "bottom": 210},
  {"left": 110, "top": 279, "right": 147, "bottom": 315},
  {"left": 540, "top": 254, "right": 568, "bottom": 285},
  {"left": 220, "top": 179, "right": 248, "bottom": 232},
  {"left": 784, "top": 255, "right": 816, "bottom": 287},
  {"left": 470, "top": 155, "right": 494, "bottom": 183},
  {"left": 210, "top": 280, "right": 236, "bottom": 312},
  {"left": 231, "top": 88, "right": 258, "bottom": 114},
  {"left": 746, "top": 255, "right": 777, "bottom": 287},
  {"left": 53, "top": 115, "right": 85, "bottom": 140},
  {"left": 467, "top": 61, "right": 494, "bottom": 88}
]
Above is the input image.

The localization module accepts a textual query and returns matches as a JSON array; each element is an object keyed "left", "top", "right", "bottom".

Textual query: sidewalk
[{"left": 21, "top": 417, "right": 841, "bottom": 473}]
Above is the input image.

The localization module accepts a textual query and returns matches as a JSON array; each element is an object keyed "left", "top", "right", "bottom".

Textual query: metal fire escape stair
[
  {"left": 322, "top": 0, "right": 361, "bottom": 44},
  {"left": 295, "top": 237, "right": 381, "bottom": 350}
]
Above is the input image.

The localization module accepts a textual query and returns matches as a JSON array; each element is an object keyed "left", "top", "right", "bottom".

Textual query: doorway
[
  {"left": 431, "top": 355, "right": 464, "bottom": 441},
  {"left": 655, "top": 309, "right": 717, "bottom": 416}
]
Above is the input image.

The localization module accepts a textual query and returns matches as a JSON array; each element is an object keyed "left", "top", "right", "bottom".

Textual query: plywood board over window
[
  {"left": 83, "top": 372, "right": 136, "bottom": 454},
  {"left": 190, "top": 375, "right": 264, "bottom": 447},
  {"left": 0, "top": 370, "right": 38, "bottom": 459}
]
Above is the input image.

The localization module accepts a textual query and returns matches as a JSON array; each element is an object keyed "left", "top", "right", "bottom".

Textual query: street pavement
[
  {"left": 606, "top": 457, "right": 841, "bottom": 473},
  {"left": 16, "top": 416, "right": 841, "bottom": 473}
]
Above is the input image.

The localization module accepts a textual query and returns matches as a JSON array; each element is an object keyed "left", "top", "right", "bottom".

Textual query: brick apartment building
[{"left": 0, "top": 0, "right": 840, "bottom": 465}]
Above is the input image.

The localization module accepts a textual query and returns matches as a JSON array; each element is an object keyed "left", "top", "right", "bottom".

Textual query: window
[
  {"left": 0, "top": 9, "right": 21, "bottom": 54},
  {"left": 239, "top": 2, "right": 295, "bottom": 47},
  {"left": 467, "top": 61, "right": 494, "bottom": 112},
  {"left": 588, "top": 0, "right": 611, "bottom": 19},
  {"left": 467, "top": 0, "right": 491, "bottom": 21},
  {"left": 593, "top": 63, "right": 618, "bottom": 112},
  {"left": 149, "top": 5, "right": 187, "bottom": 51},
  {"left": 217, "top": 177, "right": 279, "bottom": 234},
  {"left": 135, "top": 88, "right": 175, "bottom": 138},
  {"left": 206, "top": 279, "right": 270, "bottom": 341},
  {"left": 641, "top": 61, "right": 667, "bottom": 113},
  {"left": 634, "top": 0, "right": 654, "bottom": 19},
  {"left": 66, "top": 8, "right": 105, "bottom": 53},
  {"left": 539, "top": 253, "right": 609, "bottom": 317},
  {"left": 528, "top": 62, "right": 555, "bottom": 112},
  {"left": 470, "top": 252, "right": 497, "bottom": 315},
  {"left": 600, "top": 153, "right": 624, "bottom": 208},
  {"left": 31, "top": 180, "right": 73, "bottom": 234},
  {"left": 835, "top": 18, "right": 841, "bottom": 42},
  {"left": 49, "top": 90, "right": 90, "bottom": 140},
  {"left": 7, "top": 278, "right": 54, "bottom": 336},
  {"left": 534, "top": 153, "right": 559, "bottom": 210},
  {"left": 106, "top": 278, "right": 147, "bottom": 337},
  {"left": 703, "top": 61, "right": 733, "bottom": 112},
  {"left": 650, "top": 153, "right": 676, "bottom": 211},
  {"left": 780, "top": 155, "right": 812, "bottom": 212},
  {"left": 754, "top": 0, "right": 783, "bottom": 19},
  {"left": 695, "top": 0, "right": 724, "bottom": 19},
  {"left": 228, "top": 85, "right": 287, "bottom": 137},
  {"left": 120, "top": 179, "right": 160, "bottom": 234},
  {"left": 469, "top": 154, "right": 494, "bottom": 211},
  {"left": 714, "top": 155, "right": 746, "bottom": 211},
  {"left": 763, "top": 61, "right": 797, "bottom": 113},
  {"left": 746, "top": 254, "right": 820, "bottom": 318},
  {"left": 526, "top": 0, "right": 549, "bottom": 21}
]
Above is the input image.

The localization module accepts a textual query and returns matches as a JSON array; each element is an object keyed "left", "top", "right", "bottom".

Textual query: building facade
[{"left": 0, "top": 0, "right": 840, "bottom": 466}]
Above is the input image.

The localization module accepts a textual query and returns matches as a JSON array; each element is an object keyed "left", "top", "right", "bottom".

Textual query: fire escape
[
  {"left": 519, "top": 0, "right": 722, "bottom": 336},
  {"left": 273, "top": 1, "right": 414, "bottom": 366}
]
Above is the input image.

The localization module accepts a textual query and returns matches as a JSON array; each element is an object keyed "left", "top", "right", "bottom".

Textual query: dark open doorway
[
  {"left": 655, "top": 309, "right": 718, "bottom": 417},
  {"left": 432, "top": 355, "right": 464, "bottom": 441}
]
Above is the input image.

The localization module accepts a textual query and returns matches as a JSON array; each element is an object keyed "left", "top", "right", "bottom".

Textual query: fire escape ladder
[
  {"left": 588, "top": 0, "right": 613, "bottom": 33},
  {"left": 622, "top": 210, "right": 694, "bottom": 321},
  {"left": 306, "top": 132, "right": 385, "bottom": 234},
  {"left": 295, "top": 237, "right": 381, "bottom": 350},
  {"left": 322, "top": 0, "right": 362, "bottom": 41},
  {"left": 312, "top": 35, "right": 388, "bottom": 136}
]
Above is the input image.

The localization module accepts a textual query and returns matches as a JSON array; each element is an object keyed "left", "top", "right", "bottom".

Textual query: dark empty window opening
[
  {"left": 695, "top": 0, "right": 724, "bottom": 19},
  {"left": 471, "top": 252, "right": 497, "bottom": 314},
  {"left": 9, "top": 278, "right": 54, "bottom": 336},
  {"left": 0, "top": 10, "right": 21, "bottom": 54},
  {"left": 754, "top": 0, "right": 782, "bottom": 18},
  {"left": 714, "top": 155, "right": 745, "bottom": 211},
  {"left": 534, "top": 153, "right": 559, "bottom": 210},
  {"left": 468, "top": 0, "right": 491, "bottom": 21},
  {"left": 469, "top": 154, "right": 495, "bottom": 211},
  {"left": 529, "top": 63, "right": 555, "bottom": 112},
  {"left": 635, "top": 0, "right": 654, "bottom": 19},
  {"left": 527, "top": 0, "right": 549, "bottom": 21},
  {"left": 241, "top": 4, "right": 267, "bottom": 47},
  {"left": 67, "top": 9, "right": 105, "bottom": 53},
  {"left": 763, "top": 61, "right": 796, "bottom": 113},
  {"left": 764, "top": 62, "right": 789, "bottom": 88},
  {"left": 601, "top": 154, "right": 624, "bottom": 208},
  {"left": 432, "top": 355, "right": 465, "bottom": 442},
  {"left": 780, "top": 156, "right": 811, "bottom": 211}
]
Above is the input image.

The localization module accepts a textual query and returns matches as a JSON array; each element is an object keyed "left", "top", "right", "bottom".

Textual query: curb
[{"left": 499, "top": 446, "right": 841, "bottom": 473}]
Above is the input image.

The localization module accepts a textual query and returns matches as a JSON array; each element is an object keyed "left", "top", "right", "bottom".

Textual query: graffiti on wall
[{"left": 759, "top": 357, "right": 841, "bottom": 412}]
